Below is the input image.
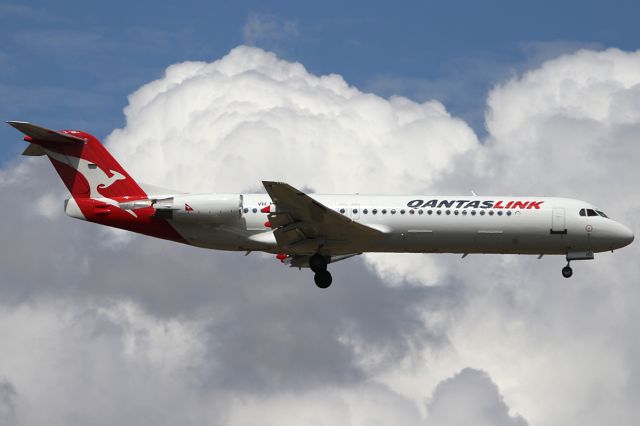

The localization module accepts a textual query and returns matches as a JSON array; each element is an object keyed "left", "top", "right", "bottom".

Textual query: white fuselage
[
  {"left": 146, "top": 194, "right": 633, "bottom": 256},
  {"left": 11, "top": 120, "right": 632, "bottom": 284}
]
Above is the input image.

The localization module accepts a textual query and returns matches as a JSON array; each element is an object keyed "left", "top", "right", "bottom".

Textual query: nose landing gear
[
  {"left": 309, "top": 253, "right": 332, "bottom": 288},
  {"left": 562, "top": 263, "right": 573, "bottom": 278},
  {"left": 561, "top": 251, "right": 594, "bottom": 278}
]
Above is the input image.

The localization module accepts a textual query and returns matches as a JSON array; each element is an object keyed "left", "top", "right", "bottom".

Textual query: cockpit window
[
  {"left": 596, "top": 210, "right": 608, "bottom": 218},
  {"left": 587, "top": 209, "right": 599, "bottom": 217},
  {"left": 579, "top": 209, "right": 586, "bottom": 216}
]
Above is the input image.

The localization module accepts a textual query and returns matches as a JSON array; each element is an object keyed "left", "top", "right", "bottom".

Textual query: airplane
[{"left": 7, "top": 121, "right": 634, "bottom": 288}]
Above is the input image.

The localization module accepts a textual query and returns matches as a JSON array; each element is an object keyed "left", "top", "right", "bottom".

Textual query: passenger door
[{"left": 551, "top": 208, "right": 566, "bottom": 234}]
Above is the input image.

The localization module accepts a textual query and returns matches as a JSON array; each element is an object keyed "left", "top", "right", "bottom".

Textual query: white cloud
[
  {"left": 107, "top": 46, "right": 477, "bottom": 196},
  {"left": 375, "top": 48, "right": 640, "bottom": 426},
  {"left": 0, "top": 300, "right": 222, "bottom": 426},
  {"left": 2, "top": 46, "right": 640, "bottom": 425},
  {"left": 426, "top": 368, "right": 527, "bottom": 426},
  {"left": 34, "top": 192, "right": 64, "bottom": 220}
]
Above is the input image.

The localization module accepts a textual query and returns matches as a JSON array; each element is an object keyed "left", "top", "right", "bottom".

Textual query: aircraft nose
[{"left": 613, "top": 223, "right": 634, "bottom": 248}]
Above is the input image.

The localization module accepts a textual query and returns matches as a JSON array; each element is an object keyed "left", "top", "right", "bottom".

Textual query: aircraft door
[{"left": 551, "top": 208, "right": 566, "bottom": 234}]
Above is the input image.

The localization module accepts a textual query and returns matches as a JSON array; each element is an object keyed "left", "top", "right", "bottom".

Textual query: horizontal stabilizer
[
  {"left": 21, "top": 143, "right": 46, "bottom": 156},
  {"left": 7, "top": 121, "right": 85, "bottom": 144}
]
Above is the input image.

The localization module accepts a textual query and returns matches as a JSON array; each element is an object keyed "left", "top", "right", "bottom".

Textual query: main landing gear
[{"left": 309, "top": 253, "right": 332, "bottom": 288}]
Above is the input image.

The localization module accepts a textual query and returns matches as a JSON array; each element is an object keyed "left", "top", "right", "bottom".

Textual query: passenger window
[
  {"left": 506, "top": 211, "right": 512, "bottom": 216},
  {"left": 252, "top": 208, "right": 257, "bottom": 213},
  {"left": 480, "top": 210, "right": 485, "bottom": 216},
  {"left": 418, "top": 209, "right": 423, "bottom": 215},
  {"left": 471, "top": 210, "right": 476, "bottom": 216},
  {"left": 382, "top": 209, "right": 387, "bottom": 214},
  {"left": 243, "top": 208, "right": 249, "bottom": 213},
  {"left": 363, "top": 209, "right": 368, "bottom": 214},
  {"left": 400, "top": 209, "right": 406, "bottom": 214},
  {"left": 372, "top": 209, "right": 378, "bottom": 215},
  {"left": 489, "top": 210, "right": 494, "bottom": 216},
  {"left": 437, "top": 210, "right": 442, "bottom": 215},
  {"left": 339, "top": 208, "right": 345, "bottom": 214},
  {"left": 445, "top": 210, "right": 451, "bottom": 215},
  {"left": 409, "top": 209, "right": 415, "bottom": 215},
  {"left": 497, "top": 211, "right": 503, "bottom": 216},
  {"left": 428, "top": 210, "right": 433, "bottom": 215},
  {"left": 391, "top": 209, "right": 396, "bottom": 215},
  {"left": 454, "top": 210, "right": 459, "bottom": 215},
  {"left": 462, "top": 210, "right": 468, "bottom": 216},
  {"left": 352, "top": 209, "right": 358, "bottom": 214}
]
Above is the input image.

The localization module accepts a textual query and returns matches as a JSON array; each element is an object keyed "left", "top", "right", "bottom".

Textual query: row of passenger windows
[
  {"left": 243, "top": 207, "right": 514, "bottom": 217},
  {"left": 338, "top": 208, "right": 513, "bottom": 217},
  {"left": 579, "top": 208, "right": 608, "bottom": 218}
]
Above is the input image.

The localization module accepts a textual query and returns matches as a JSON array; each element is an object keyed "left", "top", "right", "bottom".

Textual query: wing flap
[
  {"left": 274, "top": 223, "right": 307, "bottom": 246},
  {"left": 268, "top": 211, "right": 295, "bottom": 228}
]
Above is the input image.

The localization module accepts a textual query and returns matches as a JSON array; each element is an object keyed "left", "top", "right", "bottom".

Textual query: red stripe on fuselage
[{"left": 75, "top": 198, "right": 187, "bottom": 244}]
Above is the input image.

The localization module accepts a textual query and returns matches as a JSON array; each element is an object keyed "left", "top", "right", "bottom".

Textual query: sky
[{"left": 1, "top": 1, "right": 640, "bottom": 425}]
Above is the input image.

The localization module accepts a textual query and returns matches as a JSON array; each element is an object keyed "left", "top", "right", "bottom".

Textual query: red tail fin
[{"left": 8, "top": 121, "right": 146, "bottom": 199}]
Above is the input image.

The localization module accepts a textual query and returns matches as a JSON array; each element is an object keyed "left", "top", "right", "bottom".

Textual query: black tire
[
  {"left": 562, "top": 266, "right": 573, "bottom": 278},
  {"left": 309, "top": 253, "right": 328, "bottom": 273},
  {"left": 314, "top": 270, "right": 332, "bottom": 288}
]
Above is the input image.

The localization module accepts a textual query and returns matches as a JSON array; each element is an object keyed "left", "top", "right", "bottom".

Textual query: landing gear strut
[{"left": 309, "top": 253, "right": 332, "bottom": 288}]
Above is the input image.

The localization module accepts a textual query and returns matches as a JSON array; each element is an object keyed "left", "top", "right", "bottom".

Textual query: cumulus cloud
[
  {"left": 426, "top": 368, "right": 527, "bottom": 426},
  {"left": 107, "top": 46, "right": 477, "bottom": 195},
  {"left": 2, "top": 45, "right": 640, "bottom": 425},
  {"left": 376, "top": 48, "right": 640, "bottom": 426}
]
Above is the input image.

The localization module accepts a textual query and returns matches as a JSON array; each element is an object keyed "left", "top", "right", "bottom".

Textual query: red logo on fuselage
[
  {"left": 406, "top": 199, "right": 545, "bottom": 209},
  {"left": 185, "top": 203, "right": 194, "bottom": 212}
]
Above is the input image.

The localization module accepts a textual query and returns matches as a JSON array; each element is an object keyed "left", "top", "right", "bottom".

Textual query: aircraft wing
[{"left": 262, "top": 181, "right": 382, "bottom": 252}]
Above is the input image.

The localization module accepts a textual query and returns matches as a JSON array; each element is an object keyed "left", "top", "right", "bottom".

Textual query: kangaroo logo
[
  {"left": 45, "top": 150, "right": 135, "bottom": 216},
  {"left": 97, "top": 170, "right": 126, "bottom": 191}
]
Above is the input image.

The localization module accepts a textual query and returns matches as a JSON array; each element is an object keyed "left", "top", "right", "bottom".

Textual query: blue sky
[{"left": 1, "top": 0, "right": 639, "bottom": 162}]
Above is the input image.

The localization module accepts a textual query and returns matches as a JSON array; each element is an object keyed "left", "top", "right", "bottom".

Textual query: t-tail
[
  {"left": 8, "top": 121, "right": 146, "bottom": 199},
  {"left": 7, "top": 121, "right": 185, "bottom": 243}
]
